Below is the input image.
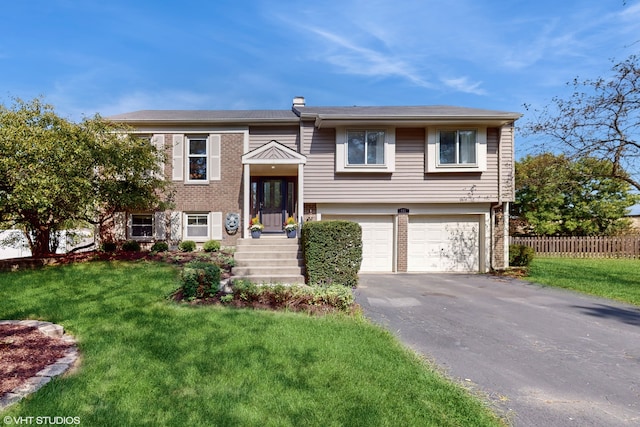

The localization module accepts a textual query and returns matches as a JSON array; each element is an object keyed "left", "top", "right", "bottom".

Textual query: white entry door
[
  {"left": 408, "top": 216, "right": 479, "bottom": 272},
  {"left": 323, "top": 215, "right": 394, "bottom": 272}
]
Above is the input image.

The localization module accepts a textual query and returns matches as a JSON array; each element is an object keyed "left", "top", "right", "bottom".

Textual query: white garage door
[
  {"left": 323, "top": 215, "right": 394, "bottom": 272},
  {"left": 408, "top": 216, "right": 480, "bottom": 272}
]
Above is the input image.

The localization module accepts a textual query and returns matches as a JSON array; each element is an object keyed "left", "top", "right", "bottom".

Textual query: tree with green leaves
[
  {"left": 513, "top": 153, "right": 639, "bottom": 236},
  {"left": 0, "top": 98, "right": 171, "bottom": 257},
  {"left": 523, "top": 55, "right": 640, "bottom": 192}
]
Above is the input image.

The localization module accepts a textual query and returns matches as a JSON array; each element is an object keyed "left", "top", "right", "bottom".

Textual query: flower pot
[
  {"left": 251, "top": 230, "right": 261, "bottom": 239},
  {"left": 286, "top": 228, "right": 297, "bottom": 239}
]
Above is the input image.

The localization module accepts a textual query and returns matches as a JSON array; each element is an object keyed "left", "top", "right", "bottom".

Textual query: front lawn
[
  {"left": 1, "top": 261, "right": 503, "bottom": 426},
  {"left": 526, "top": 257, "right": 640, "bottom": 306}
]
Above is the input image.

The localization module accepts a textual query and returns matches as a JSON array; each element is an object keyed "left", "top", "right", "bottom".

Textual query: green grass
[
  {"left": 526, "top": 257, "right": 640, "bottom": 305},
  {"left": 1, "top": 261, "right": 503, "bottom": 426}
]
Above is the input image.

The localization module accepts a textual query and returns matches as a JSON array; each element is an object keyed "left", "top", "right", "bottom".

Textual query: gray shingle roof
[
  {"left": 106, "top": 104, "right": 521, "bottom": 124},
  {"left": 294, "top": 105, "right": 521, "bottom": 120},
  {"left": 107, "top": 109, "right": 299, "bottom": 123}
]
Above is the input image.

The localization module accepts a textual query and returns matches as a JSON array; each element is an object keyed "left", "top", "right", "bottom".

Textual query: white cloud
[
  {"left": 440, "top": 77, "right": 487, "bottom": 96},
  {"left": 306, "top": 27, "right": 434, "bottom": 88}
]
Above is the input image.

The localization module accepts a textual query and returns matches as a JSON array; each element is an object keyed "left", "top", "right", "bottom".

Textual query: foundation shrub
[
  {"left": 150, "top": 241, "right": 169, "bottom": 252},
  {"left": 122, "top": 240, "right": 141, "bottom": 252},
  {"left": 509, "top": 244, "right": 535, "bottom": 267},
  {"left": 180, "top": 261, "right": 221, "bottom": 299},
  {"left": 301, "top": 220, "right": 362, "bottom": 288},
  {"left": 100, "top": 241, "right": 117, "bottom": 252},
  {"left": 178, "top": 240, "right": 197, "bottom": 252},
  {"left": 203, "top": 240, "right": 221, "bottom": 253}
]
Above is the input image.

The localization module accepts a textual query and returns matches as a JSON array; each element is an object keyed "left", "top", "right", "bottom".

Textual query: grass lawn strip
[
  {"left": 0, "top": 261, "right": 503, "bottom": 426},
  {"left": 526, "top": 257, "right": 640, "bottom": 306}
]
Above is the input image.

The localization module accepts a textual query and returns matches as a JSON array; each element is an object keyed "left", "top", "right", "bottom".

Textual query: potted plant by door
[
  {"left": 249, "top": 215, "right": 264, "bottom": 238},
  {"left": 284, "top": 216, "right": 298, "bottom": 238}
]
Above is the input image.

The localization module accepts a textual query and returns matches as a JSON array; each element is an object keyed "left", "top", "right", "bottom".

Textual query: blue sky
[{"left": 2, "top": 0, "right": 639, "bottom": 159}]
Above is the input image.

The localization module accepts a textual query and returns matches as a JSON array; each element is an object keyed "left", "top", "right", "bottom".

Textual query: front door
[
  {"left": 254, "top": 178, "right": 296, "bottom": 233},
  {"left": 260, "top": 179, "right": 284, "bottom": 232}
]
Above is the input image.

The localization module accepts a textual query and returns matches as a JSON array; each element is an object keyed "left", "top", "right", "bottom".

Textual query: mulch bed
[{"left": 0, "top": 324, "right": 74, "bottom": 396}]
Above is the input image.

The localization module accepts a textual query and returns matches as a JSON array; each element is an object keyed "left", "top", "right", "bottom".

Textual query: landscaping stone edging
[{"left": 0, "top": 320, "right": 78, "bottom": 411}]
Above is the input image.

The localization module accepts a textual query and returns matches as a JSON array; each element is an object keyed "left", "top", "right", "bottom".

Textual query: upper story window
[
  {"left": 172, "top": 134, "right": 221, "bottom": 183},
  {"left": 426, "top": 127, "right": 487, "bottom": 173},
  {"left": 336, "top": 127, "right": 395, "bottom": 173},
  {"left": 347, "top": 130, "right": 385, "bottom": 165},
  {"left": 439, "top": 130, "right": 477, "bottom": 165},
  {"left": 188, "top": 137, "right": 208, "bottom": 181}
]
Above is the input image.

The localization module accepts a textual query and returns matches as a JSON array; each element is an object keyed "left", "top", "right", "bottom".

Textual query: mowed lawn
[
  {"left": 526, "top": 257, "right": 640, "bottom": 306},
  {"left": 1, "top": 262, "right": 503, "bottom": 427}
]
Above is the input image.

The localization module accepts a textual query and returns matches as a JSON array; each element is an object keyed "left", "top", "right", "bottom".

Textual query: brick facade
[
  {"left": 493, "top": 203, "right": 507, "bottom": 270},
  {"left": 165, "top": 133, "right": 244, "bottom": 247},
  {"left": 397, "top": 211, "right": 408, "bottom": 272}
]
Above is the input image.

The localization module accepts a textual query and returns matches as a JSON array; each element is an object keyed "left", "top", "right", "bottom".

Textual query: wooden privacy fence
[{"left": 510, "top": 236, "right": 640, "bottom": 259}]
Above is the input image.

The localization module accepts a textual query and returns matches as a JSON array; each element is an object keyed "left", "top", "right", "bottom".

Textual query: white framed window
[
  {"left": 172, "top": 134, "right": 221, "bottom": 182},
  {"left": 187, "top": 137, "right": 208, "bottom": 182},
  {"left": 426, "top": 127, "right": 487, "bottom": 173},
  {"left": 185, "top": 213, "right": 209, "bottom": 240},
  {"left": 336, "top": 127, "right": 395, "bottom": 173},
  {"left": 439, "top": 130, "right": 477, "bottom": 165},
  {"left": 347, "top": 130, "right": 385, "bottom": 165},
  {"left": 130, "top": 214, "right": 153, "bottom": 239}
]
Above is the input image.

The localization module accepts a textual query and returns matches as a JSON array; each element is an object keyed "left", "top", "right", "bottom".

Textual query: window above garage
[
  {"left": 426, "top": 127, "right": 487, "bottom": 173},
  {"left": 336, "top": 127, "right": 395, "bottom": 173}
]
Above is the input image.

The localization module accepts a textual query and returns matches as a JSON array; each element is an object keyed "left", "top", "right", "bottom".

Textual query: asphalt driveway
[{"left": 355, "top": 273, "right": 640, "bottom": 426}]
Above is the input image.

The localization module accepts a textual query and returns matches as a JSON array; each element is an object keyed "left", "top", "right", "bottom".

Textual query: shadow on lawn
[{"left": 571, "top": 304, "right": 640, "bottom": 327}]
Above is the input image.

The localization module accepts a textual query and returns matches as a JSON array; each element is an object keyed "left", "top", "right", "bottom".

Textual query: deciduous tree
[
  {"left": 523, "top": 55, "right": 640, "bottom": 191},
  {"left": 513, "top": 153, "right": 638, "bottom": 236},
  {"left": 0, "top": 98, "right": 171, "bottom": 257}
]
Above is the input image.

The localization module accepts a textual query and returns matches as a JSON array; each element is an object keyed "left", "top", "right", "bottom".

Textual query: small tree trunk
[{"left": 31, "top": 227, "right": 52, "bottom": 258}]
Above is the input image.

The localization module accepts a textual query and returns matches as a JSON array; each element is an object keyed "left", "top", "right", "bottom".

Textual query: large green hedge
[{"left": 301, "top": 220, "right": 362, "bottom": 287}]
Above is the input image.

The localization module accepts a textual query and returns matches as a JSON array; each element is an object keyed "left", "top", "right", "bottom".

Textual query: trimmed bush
[
  {"left": 178, "top": 240, "right": 197, "bottom": 252},
  {"left": 122, "top": 239, "right": 141, "bottom": 252},
  {"left": 180, "top": 261, "right": 221, "bottom": 299},
  {"left": 100, "top": 241, "right": 117, "bottom": 252},
  {"left": 203, "top": 240, "right": 221, "bottom": 252},
  {"left": 301, "top": 220, "right": 362, "bottom": 288},
  {"left": 509, "top": 244, "right": 535, "bottom": 267},
  {"left": 150, "top": 241, "right": 169, "bottom": 252},
  {"left": 229, "top": 281, "right": 355, "bottom": 313}
]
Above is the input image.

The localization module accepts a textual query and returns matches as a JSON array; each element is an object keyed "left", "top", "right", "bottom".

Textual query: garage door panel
[
  {"left": 408, "top": 216, "right": 479, "bottom": 272},
  {"left": 323, "top": 215, "right": 393, "bottom": 272}
]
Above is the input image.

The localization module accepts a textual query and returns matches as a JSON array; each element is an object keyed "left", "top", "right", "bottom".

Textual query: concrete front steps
[{"left": 232, "top": 235, "right": 305, "bottom": 285}]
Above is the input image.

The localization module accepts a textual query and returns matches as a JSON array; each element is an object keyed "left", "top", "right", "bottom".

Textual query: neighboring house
[{"left": 107, "top": 97, "right": 521, "bottom": 273}]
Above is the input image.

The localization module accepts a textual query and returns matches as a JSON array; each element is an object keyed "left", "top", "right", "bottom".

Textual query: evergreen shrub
[{"left": 301, "top": 220, "right": 362, "bottom": 288}]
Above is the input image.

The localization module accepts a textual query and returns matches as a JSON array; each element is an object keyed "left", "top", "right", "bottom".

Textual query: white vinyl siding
[
  {"left": 249, "top": 126, "right": 299, "bottom": 152},
  {"left": 407, "top": 216, "right": 480, "bottom": 272}
]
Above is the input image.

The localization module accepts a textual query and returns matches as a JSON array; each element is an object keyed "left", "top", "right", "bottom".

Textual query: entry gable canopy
[{"left": 242, "top": 140, "right": 306, "bottom": 165}]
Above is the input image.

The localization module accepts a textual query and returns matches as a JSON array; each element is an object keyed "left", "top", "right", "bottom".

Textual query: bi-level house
[{"left": 107, "top": 97, "right": 521, "bottom": 274}]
